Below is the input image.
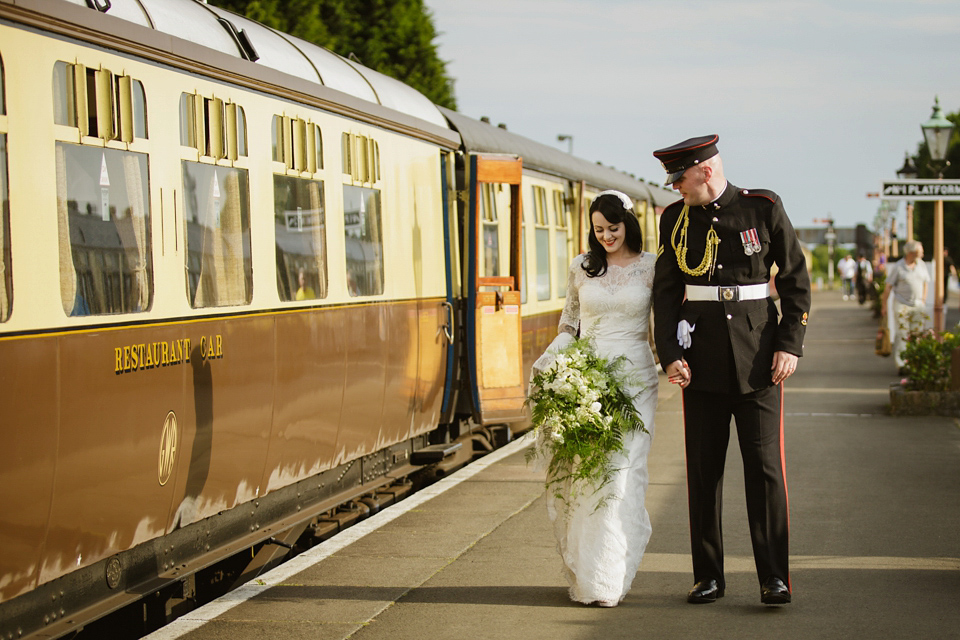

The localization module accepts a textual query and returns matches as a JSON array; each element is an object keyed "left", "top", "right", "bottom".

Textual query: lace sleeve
[{"left": 558, "top": 255, "right": 584, "bottom": 335}]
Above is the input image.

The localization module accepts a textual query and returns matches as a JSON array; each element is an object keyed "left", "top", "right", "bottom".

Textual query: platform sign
[{"left": 881, "top": 180, "right": 960, "bottom": 200}]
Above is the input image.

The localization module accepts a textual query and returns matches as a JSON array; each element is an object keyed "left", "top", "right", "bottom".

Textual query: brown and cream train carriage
[
  {"left": 0, "top": 0, "right": 461, "bottom": 635},
  {"left": 0, "top": 0, "right": 674, "bottom": 636}
]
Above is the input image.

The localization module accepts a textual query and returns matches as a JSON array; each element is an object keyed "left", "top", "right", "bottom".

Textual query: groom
[{"left": 651, "top": 135, "right": 811, "bottom": 605}]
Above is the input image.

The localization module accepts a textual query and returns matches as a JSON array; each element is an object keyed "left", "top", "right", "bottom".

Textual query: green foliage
[
  {"left": 526, "top": 337, "right": 645, "bottom": 511},
  {"left": 870, "top": 271, "right": 886, "bottom": 317},
  {"left": 208, "top": 0, "right": 457, "bottom": 109},
  {"left": 902, "top": 327, "right": 960, "bottom": 392},
  {"left": 810, "top": 245, "right": 830, "bottom": 275}
]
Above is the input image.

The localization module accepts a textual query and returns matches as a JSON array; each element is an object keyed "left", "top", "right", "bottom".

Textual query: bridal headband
[{"left": 594, "top": 190, "right": 633, "bottom": 211}]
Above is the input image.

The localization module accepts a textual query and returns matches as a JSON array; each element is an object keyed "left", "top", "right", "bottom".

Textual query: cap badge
[{"left": 740, "top": 228, "right": 762, "bottom": 256}]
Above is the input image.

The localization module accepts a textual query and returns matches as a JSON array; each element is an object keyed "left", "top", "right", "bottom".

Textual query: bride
[{"left": 532, "top": 190, "right": 658, "bottom": 607}]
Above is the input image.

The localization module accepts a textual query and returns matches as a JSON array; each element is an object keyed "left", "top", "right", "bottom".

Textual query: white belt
[{"left": 685, "top": 283, "right": 770, "bottom": 302}]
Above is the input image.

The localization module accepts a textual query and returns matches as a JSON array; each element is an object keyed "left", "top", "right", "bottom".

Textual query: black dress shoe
[
  {"left": 760, "top": 577, "right": 791, "bottom": 604},
  {"left": 687, "top": 579, "right": 724, "bottom": 604}
]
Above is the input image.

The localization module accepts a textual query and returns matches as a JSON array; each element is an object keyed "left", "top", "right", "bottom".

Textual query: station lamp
[
  {"left": 918, "top": 96, "right": 955, "bottom": 332},
  {"left": 896, "top": 152, "right": 918, "bottom": 180},
  {"left": 920, "top": 96, "right": 955, "bottom": 168}
]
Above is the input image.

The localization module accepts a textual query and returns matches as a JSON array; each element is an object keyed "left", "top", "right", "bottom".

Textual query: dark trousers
[{"left": 682, "top": 384, "right": 790, "bottom": 589}]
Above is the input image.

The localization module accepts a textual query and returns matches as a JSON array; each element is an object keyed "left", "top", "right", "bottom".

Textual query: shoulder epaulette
[{"left": 740, "top": 188, "right": 776, "bottom": 203}]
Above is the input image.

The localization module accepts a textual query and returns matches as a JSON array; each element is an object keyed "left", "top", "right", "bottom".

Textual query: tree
[{"left": 208, "top": 0, "right": 457, "bottom": 109}]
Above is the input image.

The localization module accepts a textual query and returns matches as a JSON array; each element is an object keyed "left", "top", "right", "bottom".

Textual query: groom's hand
[
  {"left": 666, "top": 360, "right": 691, "bottom": 388},
  {"left": 771, "top": 351, "right": 798, "bottom": 385}
]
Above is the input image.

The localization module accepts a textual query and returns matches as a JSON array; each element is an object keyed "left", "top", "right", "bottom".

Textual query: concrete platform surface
[{"left": 147, "top": 289, "right": 960, "bottom": 640}]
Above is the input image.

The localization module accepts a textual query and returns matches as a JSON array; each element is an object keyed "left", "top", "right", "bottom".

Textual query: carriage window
[
  {"left": 520, "top": 199, "right": 528, "bottom": 305},
  {"left": 343, "top": 185, "right": 383, "bottom": 296},
  {"left": 52, "top": 61, "right": 72, "bottom": 126},
  {"left": 0, "top": 135, "right": 9, "bottom": 322},
  {"left": 179, "top": 92, "right": 246, "bottom": 160},
  {"left": 52, "top": 61, "right": 147, "bottom": 141},
  {"left": 236, "top": 106, "right": 247, "bottom": 157},
  {"left": 275, "top": 175, "right": 327, "bottom": 301},
  {"left": 271, "top": 116, "right": 280, "bottom": 162},
  {"left": 0, "top": 57, "right": 9, "bottom": 321},
  {"left": 532, "top": 185, "right": 550, "bottom": 301},
  {"left": 55, "top": 143, "right": 153, "bottom": 315},
  {"left": 342, "top": 133, "right": 378, "bottom": 182},
  {"left": 481, "top": 183, "right": 499, "bottom": 278},
  {"left": 182, "top": 162, "right": 252, "bottom": 307},
  {"left": 553, "top": 191, "right": 569, "bottom": 298},
  {"left": 132, "top": 79, "right": 147, "bottom": 139},
  {"left": 273, "top": 115, "right": 322, "bottom": 171}
]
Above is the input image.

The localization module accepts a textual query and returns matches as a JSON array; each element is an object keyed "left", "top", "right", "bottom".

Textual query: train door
[{"left": 466, "top": 153, "right": 525, "bottom": 424}]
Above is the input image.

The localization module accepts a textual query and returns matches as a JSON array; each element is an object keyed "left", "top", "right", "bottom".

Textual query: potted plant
[{"left": 890, "top": 326, "right": 960, "bottom": 415}]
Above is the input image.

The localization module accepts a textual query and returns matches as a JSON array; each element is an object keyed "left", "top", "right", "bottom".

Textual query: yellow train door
[{"left": 467, "top": 153, "right": 525, "bottom": 424}]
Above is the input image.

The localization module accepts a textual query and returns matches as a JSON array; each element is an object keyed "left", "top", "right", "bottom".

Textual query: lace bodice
[{"left": 559, "top": 252, "right": 655, "bottom": 341}]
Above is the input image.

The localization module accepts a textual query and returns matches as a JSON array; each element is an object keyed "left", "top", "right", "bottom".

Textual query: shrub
[{"left": 902, "top": 327, "right": 960, "bottom": 392}]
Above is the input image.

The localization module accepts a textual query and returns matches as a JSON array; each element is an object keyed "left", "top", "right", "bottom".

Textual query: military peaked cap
[{"left": 653, "top": 134, "right": 720, "bottom": 184}]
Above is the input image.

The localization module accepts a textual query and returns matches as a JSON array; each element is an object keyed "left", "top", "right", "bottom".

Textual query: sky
[{"left": 423, "top": 0, "right": 960, "bottom": 233}]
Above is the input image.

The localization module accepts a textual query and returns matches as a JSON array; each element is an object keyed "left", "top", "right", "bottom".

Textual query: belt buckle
[{"left": 720, "top": 286, "right": 739, "bottom": 302}]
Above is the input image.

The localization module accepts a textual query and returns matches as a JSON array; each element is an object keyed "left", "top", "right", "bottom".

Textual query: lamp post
[
  {"left": 814, "top": 216, "right": 836, "bottom": 287},
  {"left": 557, "top": 134, "right": 573, "bottom": 154},
  {"left": 896, "top": 152, "right": 918, "bottom": 242},
  {"left": 920, "top": 96, "right": 955, "bottom": 332}
]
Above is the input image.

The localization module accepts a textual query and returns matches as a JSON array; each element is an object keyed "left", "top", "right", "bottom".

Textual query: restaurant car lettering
[{"left": 114, "top": 334, "right": 224, "bottom": 374}]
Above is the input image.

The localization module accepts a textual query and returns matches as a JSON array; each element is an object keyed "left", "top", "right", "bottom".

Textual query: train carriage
[{"left": 0, "top": 0, "right": 676, "bottom": 637}]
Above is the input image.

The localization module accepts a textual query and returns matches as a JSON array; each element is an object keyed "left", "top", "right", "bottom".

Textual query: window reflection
[
  {"left": 274, "top": 174, "right": 327, "bottom": 301},
  {"left": 182, "top": 162, "right": 252, "bottom": 307},
  {"left": 343, "top": 185, "right": 383, "bottom": 296},
  {"left": 536, "top": 228, "right": 550, "bottom": 301},
  {"left": 55, "top": 143, "right": 153, "bottom": 316}
]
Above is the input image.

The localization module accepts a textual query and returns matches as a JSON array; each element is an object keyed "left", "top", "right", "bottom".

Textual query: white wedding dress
[{"left": 546, "top": 252, "right": 658, "bottom": 605}]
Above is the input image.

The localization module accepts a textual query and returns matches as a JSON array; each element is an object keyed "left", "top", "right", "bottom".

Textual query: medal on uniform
[{"left": 740, "top": 228, "right": 761, "bottom": 256}]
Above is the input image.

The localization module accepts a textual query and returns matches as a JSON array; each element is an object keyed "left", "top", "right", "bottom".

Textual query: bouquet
[{"left": 526, "top": 336, "right": 646, "bottom": 509}]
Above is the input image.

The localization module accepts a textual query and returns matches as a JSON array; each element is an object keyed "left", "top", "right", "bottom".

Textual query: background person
[
  {"left": 855, "top": 252, "right": 873, "bottom": 305},
  {"left": 881, "top": 240, "right": 929, "bottom": 372},
  {"left": 295, "top": 267, "right": 316, "bottom": 300},
  {"left": 942, "top": 248, "right": 956, "bottom": 306},
  {"left": 652, "top": 134, "right": 811, "bottom": 607},
  {"left": 838, "top": 254, "right": 856, "bottom": 300}
]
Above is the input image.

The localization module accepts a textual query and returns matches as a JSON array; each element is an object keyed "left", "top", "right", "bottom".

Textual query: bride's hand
[{"left": 666, "top": 360, "right": 691, "bottom": 388}]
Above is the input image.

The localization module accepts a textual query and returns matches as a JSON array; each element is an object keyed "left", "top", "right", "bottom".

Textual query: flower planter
[{"left": 889, "top": 383, "right": 960, "bottom": 416}]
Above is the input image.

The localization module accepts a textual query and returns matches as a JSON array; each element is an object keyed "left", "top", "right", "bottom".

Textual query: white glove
[
  {"left": 530, "top": 332, "right": 575, "bottom": 381},
  {"left": 677, "top": 320, "right": 695, "bottom": 350}
]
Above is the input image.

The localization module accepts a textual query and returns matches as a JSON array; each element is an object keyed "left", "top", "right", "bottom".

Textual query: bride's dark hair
[{"left": 582, "top": 193, "right": 644, "bottom": 277}]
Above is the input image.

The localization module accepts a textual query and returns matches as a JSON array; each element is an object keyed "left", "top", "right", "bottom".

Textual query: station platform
[{"left": 146, "top": 289, "right": 960, "bottom": 640}]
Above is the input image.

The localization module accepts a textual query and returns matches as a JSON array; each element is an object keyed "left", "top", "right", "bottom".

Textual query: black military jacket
[{"left": 653, "top": 183, "right": 811, "bottom": 394}]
